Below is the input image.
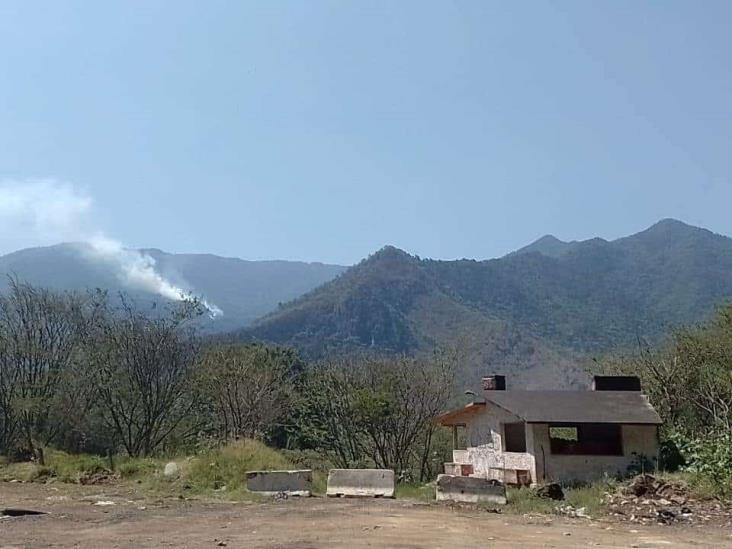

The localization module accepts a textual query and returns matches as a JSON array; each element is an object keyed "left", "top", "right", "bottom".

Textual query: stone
[
  {"left": 326, "top": 469, "right": 395, "bottom": 498},
  {"left": 163, "top": 462, "right": 179, "bottom": 478},
  {"left": 435, "top": 474, "right": 507, "bottom": 505}
]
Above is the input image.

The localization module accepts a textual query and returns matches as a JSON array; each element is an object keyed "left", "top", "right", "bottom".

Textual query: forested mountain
[
  {"left": 3, "top": 220, "right": 731, "bottom": 388},
  {"left": 0, "top": 243, "right": 346, "bottom": 332},
  {"left": 239, "top": 219, "right": 732, "bottom": 388}
]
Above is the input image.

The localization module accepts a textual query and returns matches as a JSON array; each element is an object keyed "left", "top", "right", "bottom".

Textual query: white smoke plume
[{"left": 0, "top": 179, "right": 223, "bottom": 318}]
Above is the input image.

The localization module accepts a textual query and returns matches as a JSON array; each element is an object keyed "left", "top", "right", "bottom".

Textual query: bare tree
[
  {"left": 194, "top": 344, "right": 299, "bottom": 441},
  {"left": 91, "top": 297, "right": 201, "bottom": 457},
  {"left": 295, "top": 352, "right": 455, "bottom": 480},
  {"left": 294, "top": 359, "right": 368, "bottom": 468},
  {"left": 601, "top": 305, "right": 732, "bottom": 438},
  {"left": 354, "top": 354, "right": 454, "bottom": 480},
  {"left": 0, "top": 278, "right": 95, "bottom": 460}
]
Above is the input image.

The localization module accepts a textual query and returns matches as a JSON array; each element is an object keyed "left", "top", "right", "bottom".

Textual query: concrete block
[
  {"left": 245, "top": 470, "right": 312, "bottom": 496},
  {"left": 444, "top": 463, "right": 462, "bottom": 476},
  {"left": 326, "top": 469, "right": 395, "bottom": 498},
  {"left": 435, "top": 474, "right": 507, "bottom": 505},
  {"left": 444, "top": 463, "right": 474, "bottom": 476}
]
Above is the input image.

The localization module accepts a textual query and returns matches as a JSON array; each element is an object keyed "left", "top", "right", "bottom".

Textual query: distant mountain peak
[
  {"left": 510, "top": 234, "right": 575, "bottom": 259},
  {"left": 647, "top": 218, "right": 696, "bottom": 232},
  {"left": 624, "top": 218, "right": 713, "bottom": 246},
  {"left": 534, "top": 234, "right": 566, "bottom": 246},
  {"left": 366, "top": 245, "right": 415, "bottom": 263},
  {"left": 375, "top": 244, "right": 410, "bottom": 255}
]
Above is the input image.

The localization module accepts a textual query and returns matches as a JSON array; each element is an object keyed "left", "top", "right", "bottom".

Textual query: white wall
[
  {"left": 532, "top": 423, "right": 659, "bottom": 483},
  {"left": 454, "top": 403, "right": 536, "bottom": 483},
  {"left": 452, "top": 404, "right": 659, "bottom": 484}
]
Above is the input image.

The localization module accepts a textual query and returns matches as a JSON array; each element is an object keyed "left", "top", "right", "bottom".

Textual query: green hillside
[{"left": 240, "top": 220, "right": 732, "bottom": 388}]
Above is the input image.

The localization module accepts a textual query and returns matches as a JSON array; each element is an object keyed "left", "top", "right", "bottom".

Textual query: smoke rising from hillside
[{"left": 0, "top": 179, "right": 223, "bottom": 317}]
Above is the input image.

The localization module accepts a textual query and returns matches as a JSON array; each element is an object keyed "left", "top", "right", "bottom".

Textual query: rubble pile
[
  {"left": 555, "top": 504, "right": 591, "bottom": 519},
  {"left": 605, "top": 474, "right": 732, "bottom": 526},
  {"left": 78, "top": 471, "right": 119, "bottom": 485}
]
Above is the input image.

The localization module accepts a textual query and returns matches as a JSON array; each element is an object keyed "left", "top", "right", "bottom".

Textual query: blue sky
[{"left": 0, "top": 1, "right": 730, "bottom": 264}]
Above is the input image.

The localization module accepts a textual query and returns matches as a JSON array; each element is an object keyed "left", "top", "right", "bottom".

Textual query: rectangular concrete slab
[
  {"left": 443, "top": 463, "right": 474, "bottom": 476},
  {"left": 435, "top": 474, "right": 507, "bottom": 504},
  {"left": 245, "top": 470, "right": 312, "bottom": 496},
  {"left": 326, "top": 469, "right": 395, "bottom": 498}
]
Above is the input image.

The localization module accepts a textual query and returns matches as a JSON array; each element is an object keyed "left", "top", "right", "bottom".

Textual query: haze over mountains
[
  {"left": 1, "top": 219, "right": 731, "bottom": 388},
  {"left": 0, "top": 243, "right": 346, "bottom": 333}
]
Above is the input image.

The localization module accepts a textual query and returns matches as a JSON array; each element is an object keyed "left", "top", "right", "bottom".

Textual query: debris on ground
[
  {"left": 534, "top": 483, "right": 564, "bottom": 501},
  {"left": 606, "top": 474, "right": 732, "bottom": 526},
  {"left": 79, "top": 471, "right": 119, "bottom": 485},
  {"left": 93, "top": 500, "right": 116, "bottom": 506},
  {"left": 556, "top": 505, "right": 591, "bottom": 519}
]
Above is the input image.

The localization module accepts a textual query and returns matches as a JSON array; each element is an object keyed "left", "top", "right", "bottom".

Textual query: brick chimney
[
  {"left": 592, "top": 375, "right": 641, "bottom": 391},
  {"left": 481, "top": 375, "right": 506, "bottom": 391}
]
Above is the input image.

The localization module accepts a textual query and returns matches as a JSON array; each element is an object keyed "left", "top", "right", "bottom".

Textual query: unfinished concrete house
[{"left": 437, "top": 375, "right": 662, "bottom": 485}]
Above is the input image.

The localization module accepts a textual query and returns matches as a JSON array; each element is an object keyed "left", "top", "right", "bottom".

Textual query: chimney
[
  {"left": 592, "top": 375, "right": 641, "bottom": 391},
  {"left": 481, "top": 375, "right": 506, "bottom": 391}
]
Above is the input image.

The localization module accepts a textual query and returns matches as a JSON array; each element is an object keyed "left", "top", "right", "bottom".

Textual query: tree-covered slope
[{"left": 240, "top": 220, "right": 732, "bottom": 387}]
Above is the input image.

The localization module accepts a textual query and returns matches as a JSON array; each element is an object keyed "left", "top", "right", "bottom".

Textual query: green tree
[{"left": 602, "top": 304, "right": 732, "bottom": 493}]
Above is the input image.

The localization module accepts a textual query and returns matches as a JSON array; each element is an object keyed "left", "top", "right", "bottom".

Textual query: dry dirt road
[{"left": 1, "top": 482, "right": 731, "bottom": 548}]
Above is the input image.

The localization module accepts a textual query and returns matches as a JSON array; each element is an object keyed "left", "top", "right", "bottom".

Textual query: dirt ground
[{"left": 1, "top": 482, "right": 731, "bottom": 548}]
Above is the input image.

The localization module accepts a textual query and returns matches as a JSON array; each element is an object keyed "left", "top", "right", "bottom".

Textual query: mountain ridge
[
  {"left": 238, "top": 219, "right": 732, "bottom": 388},
  {"left": 0, "top": 242, "right": 348, "bottom": 332},
  {"left": 2, "top": 219, "right": 731, "bottom": 388}
]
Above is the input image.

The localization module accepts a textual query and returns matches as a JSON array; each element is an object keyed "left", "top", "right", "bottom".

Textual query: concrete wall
[
  {"left": 435, "top": 474, "right": 507, "bottom": 505},
  {"left": 532, "top": 423, "right": 659, "bottom": 483},
  {"left": 456, "top": 403, "right": 536, "bottom": 483},
  {"left": 453, "top": 404, "right": 659, "bottom": 485},
  {"left": 245, "top": 470, "right": 312, "bottom": 496},
  {"left": 326, "top": 469, "right": 395, "bottom": 498}
]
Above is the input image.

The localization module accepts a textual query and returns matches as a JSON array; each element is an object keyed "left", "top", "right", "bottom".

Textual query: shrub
[
  {"left": 675, "top": 433, "right": 732, "bottom": 499},
  {"left": 186, "top": 439, "right": 292, "bottom": 491},
  {"left": 117, "top": 457, "right": 162, "bottom": 479},
  {"left": 43, "top": 449, "right": 109, "bottom": 482}
]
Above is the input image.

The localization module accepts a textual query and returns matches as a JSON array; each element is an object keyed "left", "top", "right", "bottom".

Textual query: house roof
[
  {"left": 435, "top": 401, "right": 486, "bottom": 426},
  {"left": 484, "top": 391, "right": 662, "bottom": 425}
]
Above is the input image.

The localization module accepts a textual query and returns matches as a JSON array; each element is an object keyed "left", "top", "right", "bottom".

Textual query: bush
[
  {"left": 0, "top": 449, "right": 110, "bottom": 483},
  {"left": 674, "top": 433, "right": 732, "bottom": 499},
  {"left": 186, "top": 439, "right": 292, "bottom": 492},
  {"left": 280, "top": 448, "right": 333, "bottom": 473},
  {"left": 44, "top": 450, "right": 109, "bottom": 482},
  {"left": 117, "top": 457, "right": 163, "bottom": 479}
]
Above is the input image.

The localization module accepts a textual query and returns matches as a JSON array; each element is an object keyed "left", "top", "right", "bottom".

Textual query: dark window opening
[
  {"left": 504, "top": 422, "right": 527, "bottom": 453},
  {"left": 549, "top": 423, "right": 622, "bottom": 456}
]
